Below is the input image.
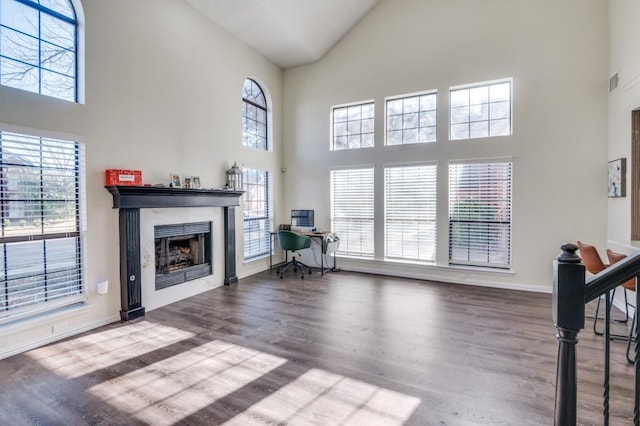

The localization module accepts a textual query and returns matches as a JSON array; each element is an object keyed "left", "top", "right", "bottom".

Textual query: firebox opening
[{"left": 154, "top": 222, "right": 212, "bottom": 290}]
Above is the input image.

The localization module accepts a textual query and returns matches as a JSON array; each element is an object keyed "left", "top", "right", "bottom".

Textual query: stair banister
[{"left": 554, "top": 243, "right": 640, "bottom": 425}]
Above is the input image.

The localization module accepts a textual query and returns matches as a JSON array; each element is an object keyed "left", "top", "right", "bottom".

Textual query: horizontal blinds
[
  {"left": 331, "top": 168, "right": 374, "bottom": 257},
  {"left": 385, "top": 164, "right": 437, "bottom": 261},
  {"left": 0, "top": 130, "right": 84, "bottom": 320},
  {"left": 243, "top": 169, "right": 271, "bottom": 259},
  {"left": 448, "top": 161, "right": 512, "bottom": 268}
]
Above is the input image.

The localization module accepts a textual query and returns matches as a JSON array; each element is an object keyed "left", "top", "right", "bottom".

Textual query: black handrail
[{"left": 585, "top": 249, "right": 640, "bottom": 302}]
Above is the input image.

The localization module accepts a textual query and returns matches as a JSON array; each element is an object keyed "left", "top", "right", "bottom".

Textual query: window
[
  {"left": 243, "top": 168, "right": 271, "bottom": 260},
  {"left": 386, "top": 92, "right": 437, "bottom": 145},
  {"left": 448, "top": 160, "right": 512, "bottom": 269},
  {"left": 330, "top": 168, "right": 374, "bottom": 257},
  {"left": 242, "top": 78, "right": 268, "bottom": 150},
  {"left": 0, "top": 0, "right": 78, "bottom": 102},
  {"left": 450, "top": 79, "right": 512, "bottom": 140},
  {"left": 0, "top": 129, "right": 85, "bottom": 322},
  {"left": 331, "top": 101, "right": 374, "bottom": 150},
  {"left": 384, "top": 164, "right": 437, "bottom": 261}
]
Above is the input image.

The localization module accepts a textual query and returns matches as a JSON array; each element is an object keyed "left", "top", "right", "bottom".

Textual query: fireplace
[
  {"left": 105, "top": 185, "right": 243, "bottom": 321},
  {"left": 155, "top": 222, "right": 211, "bottom": 290}
]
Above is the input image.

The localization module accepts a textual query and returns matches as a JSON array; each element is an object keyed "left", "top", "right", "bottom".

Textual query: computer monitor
[{"left": 291, "top": 209, "right": 314, "bottom": 227}]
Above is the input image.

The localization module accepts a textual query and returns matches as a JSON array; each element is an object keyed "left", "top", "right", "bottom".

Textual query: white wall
[
  {"left": 282, "top": 0, "right": 609, "bottom": 291},
  {"left": 0, "top": 0, "right": 283, "bottom": 358},
  {"left": 606, "top": 0, "right": 640, "bottom": 314},
  {"left": 608, "top": 0, "right": 640, "bottom": 252}
]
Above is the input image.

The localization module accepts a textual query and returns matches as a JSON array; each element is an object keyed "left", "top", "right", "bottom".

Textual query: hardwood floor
[{"left": 0, "top": 270, "right": 634, "bottom": 425}]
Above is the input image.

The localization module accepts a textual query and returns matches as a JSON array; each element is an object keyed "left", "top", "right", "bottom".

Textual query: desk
[{"left": 270, "top": 231, "right": 338, "bottom": 275}]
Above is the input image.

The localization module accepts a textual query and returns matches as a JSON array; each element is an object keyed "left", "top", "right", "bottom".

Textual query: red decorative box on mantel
[{"left": 105, "top": 169, "right": 142, "bottom": 186}]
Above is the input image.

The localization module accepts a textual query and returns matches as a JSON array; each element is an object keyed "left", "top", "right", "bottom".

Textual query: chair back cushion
[
  {"left": 577, "top": 241, "right": 607, "bottom": 274},
  {"left": 277, "top": 230, "right": 312, "bottom": 251},
  {"left": 606, "top": 249, "right": 636, "bottom": 291}
]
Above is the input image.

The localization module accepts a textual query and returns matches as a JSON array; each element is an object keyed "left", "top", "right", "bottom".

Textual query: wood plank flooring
[{"left": 0, "top": 270, "right": 634, "bottom": 425}]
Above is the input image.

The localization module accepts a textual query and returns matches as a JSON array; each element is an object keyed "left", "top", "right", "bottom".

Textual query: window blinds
[
  {"left": 0, "top": 130, "right": 84, "bottom": 321},
  {"left": 384, "top": 164, "right": 437, "bottom": 261},
  {"left": 243, "top": 168, "right": 271, "bottom": 260},
  {"left": 330, "top": 168, "right": 374, "bottom": 257},
  {"left": 448, "top": 160, "right": 512, "bottom": 268}
]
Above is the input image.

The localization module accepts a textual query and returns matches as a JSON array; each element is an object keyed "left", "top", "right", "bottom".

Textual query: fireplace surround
[{"left": 106, "top": 186, "right": 243, "bottom": 321}]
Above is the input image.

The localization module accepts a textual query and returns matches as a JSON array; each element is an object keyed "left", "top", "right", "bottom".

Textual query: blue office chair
[{"left": 277, "top": 230, "right": 313, "bottom": 279}]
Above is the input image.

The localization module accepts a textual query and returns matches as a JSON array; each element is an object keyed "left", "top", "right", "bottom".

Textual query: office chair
[
  {"left": 277, "top": 230, "right": 313, "bottom": 279},
  {"left": 606, "top": 249, "right": 636, "bottom": 364},
  {"left": 576, "top": 241, "right": 629, "bottom": 335}
]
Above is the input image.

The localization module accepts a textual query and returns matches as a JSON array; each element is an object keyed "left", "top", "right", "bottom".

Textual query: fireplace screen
[{"left": 155, "top": 222, "right": 211, "bottom": 290}]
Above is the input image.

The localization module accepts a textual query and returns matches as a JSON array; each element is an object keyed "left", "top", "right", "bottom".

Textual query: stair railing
[{"left": 553, "top": 243, "right": 640, "bottom": 425}]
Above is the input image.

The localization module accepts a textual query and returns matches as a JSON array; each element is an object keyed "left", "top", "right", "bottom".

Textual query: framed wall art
[{"left": 608, "top": 158, "right": 626, "bottom": 198}]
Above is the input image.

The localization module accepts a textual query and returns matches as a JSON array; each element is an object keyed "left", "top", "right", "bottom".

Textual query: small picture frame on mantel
[
  {"left": 608, "top": 158, "right": 626, "bottom": 198},
  {"left": 170, "top": 173, "right": 181, "bottom": 188}
]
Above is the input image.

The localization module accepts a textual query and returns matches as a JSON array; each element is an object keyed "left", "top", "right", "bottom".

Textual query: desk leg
[{"left": 269, "top": 234, "right": 273, "bottom": 271}]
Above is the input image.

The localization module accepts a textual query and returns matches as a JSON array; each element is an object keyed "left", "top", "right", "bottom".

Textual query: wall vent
[{"left": 609, "top": 72, "right": 619, "bottom": 93}]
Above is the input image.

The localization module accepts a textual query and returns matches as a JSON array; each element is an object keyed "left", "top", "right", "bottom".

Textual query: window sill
[{"left": 244, "top": 253, "right": 270, "bottom": 264}]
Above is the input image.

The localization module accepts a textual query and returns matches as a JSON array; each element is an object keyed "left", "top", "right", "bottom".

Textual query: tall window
[
  {"left": 450, "top": 79, "right": 512, "bottom": 140},
  {"left": 448, "top": 160, "right": 512, "bottom": 269},
  {"left": 242, "top": 78, "right": 268, "bottom": 150},
  {"left": 385, "top": 164, "right": 437, "bottom": 262},
  {"left": 0, "top": 129, "right": 85, "bottom": 322},
  {"left": 331, "top": 101, "right": 375, "bottom": 150},
  {"left": 330, "top": 168, "right": 374, "bottom": 257},
  {"left": 243, "top": 168, "right": 271, "bottom": 260},
  {"left": 386, "top": 92, "right": 437, "bottom": 145},
  {"left": 0, "top": 0, "right": 78, "bottom": 102}
]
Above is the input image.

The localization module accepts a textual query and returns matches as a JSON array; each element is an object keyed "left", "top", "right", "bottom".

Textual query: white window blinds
[
  {"left": 243, "top": 168, "right": 271, "bottom": 260},
  {"left": 384, "top": 164, "right": 437, "bottom": 261},
  {"left": 0, "top": 130, "right": 85, "bottom": 322},
  {"left": 330, "top": 168, "right": 374, "bottom": 257},
  {"left": 448, "top": 160, "right": 512, "bottom": 269}
]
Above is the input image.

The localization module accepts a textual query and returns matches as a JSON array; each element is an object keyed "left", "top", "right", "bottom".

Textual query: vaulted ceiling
[{"left": 184, "top": 0, "right": 381, "bottom": 69}]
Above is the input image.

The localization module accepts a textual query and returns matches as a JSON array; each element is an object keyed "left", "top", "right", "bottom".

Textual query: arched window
[
  {"left": 0, "top": 0, "right": 79, "bottom": 102},
  {"left": 242, "top": 78, "right": 268, "bottom": 150}
]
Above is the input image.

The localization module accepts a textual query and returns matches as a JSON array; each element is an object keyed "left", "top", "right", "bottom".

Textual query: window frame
[
  {"left": 330, "top": 100, "right": 375, "bottom": 151},
  {"left": 0, "top": 126, "right": 87, "bottom": 323},
  {"left": 449, "top": 78, "right": 513, "bottom": 141},
  {"left": 242, "top": 167, "right": 272, "bottom": 261},
  {"left": 448, "top": 159, "right": 512, "bottom": 269},
  {"left": 242, "top": 78, "right": 269, "bottom": 151},
  {"left": 384, "top": 163, "right": 437, "bottom": 262},
  {"left": 0, "top": 0, "right": 79, "bottom": 102},
  {"left": 384, "top": 90, "right": 437, "bottom": 146},
  {"left": 330, "top": 167, "right": 375, "bottom": 258}
]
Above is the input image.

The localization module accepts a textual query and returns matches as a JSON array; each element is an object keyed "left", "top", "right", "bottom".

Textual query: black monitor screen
[{"left": 291, "top": 210, "right": 314, "bottom": 227}]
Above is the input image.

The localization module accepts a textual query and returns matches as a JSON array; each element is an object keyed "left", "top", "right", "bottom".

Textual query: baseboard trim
[{"left": 339, "top": 263, "right": 551, "bottom": 294}]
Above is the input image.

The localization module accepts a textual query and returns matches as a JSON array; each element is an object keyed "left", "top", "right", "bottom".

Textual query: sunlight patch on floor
[
  {"left": 27, "top": 321, "right": 195, "bottom": 378},
  {"left": 87, "top": 339, "right": 287, "bottom": 425},
  {"left": 222, "top": 368, "right": 421, "bottom": 425}
]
